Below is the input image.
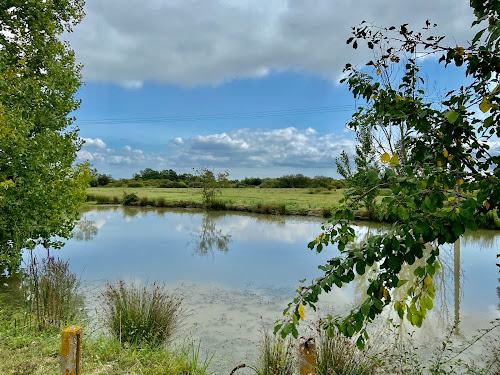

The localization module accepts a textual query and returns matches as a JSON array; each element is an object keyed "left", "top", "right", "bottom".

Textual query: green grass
[
  {"left": 86, "top": 187, "right": 345, "bottom": 216},
  {"left": 0, "top": 316, "right": 212, "bottom": 375}
]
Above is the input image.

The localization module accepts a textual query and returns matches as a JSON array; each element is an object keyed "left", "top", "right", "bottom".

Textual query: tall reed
[
  {"left": 315, "top": 330, "right": 376, "bottom": 375},
  {"left": 24, "top": 253, "right": 82, "bottom": 331},
  {"left": 251, "top": 333, "right": 294, "bottom": 375}
]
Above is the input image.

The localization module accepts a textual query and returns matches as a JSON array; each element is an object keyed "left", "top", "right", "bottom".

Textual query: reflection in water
[
  {"left": 0, "top": 272, "right": 25, "bottom": 317},
  {"left": 346, "top": 224, "right": 472, "bottom": 335},
  {"left": 190, "top": 212, "right": 232, "bottom": 256},
  {"left": 73, "top": 219, "right": 98, "bottom": 241},
  {"left": 3, "top": 207, "right": 497, "bottom": 347},
  {"left": 454, "top": 239, "right": 461, "bottom": 334}
]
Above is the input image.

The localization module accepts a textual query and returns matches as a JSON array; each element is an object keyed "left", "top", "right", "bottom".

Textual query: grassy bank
[
  {"left": 86, "top": 187, "right": 346, "bottom": 216},
  {"left": 0, "top": 320, "right": 212, "bottom": 375},
  {"left": 85, "top": 187, "right": 500, "bottom": 227}
]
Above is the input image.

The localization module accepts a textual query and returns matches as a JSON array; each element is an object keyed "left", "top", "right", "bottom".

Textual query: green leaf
[
  {"left": 452, "top": 221, "right": 464, "bottom": 238},
  {"left": 273, "top": 324, "right": 282, "bottom": 335},
  {"left": 397, "top": 279, "right": 408, "bottom": 287},
  {"left": 356, "top": 335, "right": 365, "bottom": 350},
  {"left": 388, "top": 256, "right": 400, "bottom": 271},
  {"left": 445, "top": 110, "right": 459, "bottom": 124},
  {"left": 414, "top": 267, "right": 425, "bottom": 278}
]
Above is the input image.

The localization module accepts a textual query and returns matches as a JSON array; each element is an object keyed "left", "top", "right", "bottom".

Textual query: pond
[{"left": 6, "top": 206, "right": 500, "bottom": 372}]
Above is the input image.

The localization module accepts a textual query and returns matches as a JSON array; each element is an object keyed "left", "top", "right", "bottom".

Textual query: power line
[{"left": 75, "top": 105, "right": 360, "bottom": 125}]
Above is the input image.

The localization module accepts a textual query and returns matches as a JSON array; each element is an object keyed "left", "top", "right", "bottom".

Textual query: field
[{"left": 86, "top": 187, "right": 347, "bottom": 216}]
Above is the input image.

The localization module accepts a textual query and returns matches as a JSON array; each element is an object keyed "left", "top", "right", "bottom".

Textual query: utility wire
[
  {"left": 75, "top": 97, "right": 442, "bottom": 125},
  {"left": 75, "top": 105, "right": 360, "bottom": 125}
]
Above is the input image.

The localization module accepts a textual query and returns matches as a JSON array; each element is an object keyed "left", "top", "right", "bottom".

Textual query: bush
[
  {"left": 24, "top": 255, "right": 83, "bottom": 331},
  {"left": 155, "top": 197, "right": 167, "bottom": 207},
  {"left": 255, "top": 203, "right": 287, "bottom": 215},
  {"left": 101, "top": 281, "right": 184, "bottom": 348},
  {"left": 122, "top": 193, "right": 139, "bottom": 206},
  {"left": 127, "top": 182, "right": 144, "bottom": 188},
  {"left": 138, "top": 196, "right": 151, "bottom": 206}
]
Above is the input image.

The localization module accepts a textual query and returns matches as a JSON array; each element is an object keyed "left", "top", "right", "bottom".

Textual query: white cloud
[
  {"left": 77, "top": 150, "right": 94, "bottom": 160},
  {"left": 173, "top": 137, "right": 184, "bottom": 145},
  {"left": 82, "top": 137, "right": 106, "bottom": 149},
  {"left": 76, "top": 127, "right": 356, "bottom": 177},
  {"left": 65, "top": 0, "right": 475, "bottom": 87},
  {"left": 166, "top": 127, "right": 356, "bottom": 168},
  {"left": 487, "top": 140, "right": 500, "bottom": 155},
  {"left": 108, "top": 156, "right": 132, "bottom": 165}
]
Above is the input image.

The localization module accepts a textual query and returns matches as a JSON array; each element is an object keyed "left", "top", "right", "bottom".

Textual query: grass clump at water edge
[
  {"left": 24, "top": 253, "right": 83, "bottom": 332},
  {"left": 101, "top": 280, "right": 184, "bottom": 348}
]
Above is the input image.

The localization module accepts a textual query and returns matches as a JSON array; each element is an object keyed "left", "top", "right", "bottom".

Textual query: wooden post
[
  {"left": 60, "top": 325, "right": 82, "bottom": 375},
  {"left": 298, "top": 337, "right": 315, "bottom": 375}
]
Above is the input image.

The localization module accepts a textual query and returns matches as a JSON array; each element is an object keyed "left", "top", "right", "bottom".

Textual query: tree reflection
[
  {"left": 190, "top": 212, "right": 232, "bottom": 256},
  {"left": 72, "top": 219, "right": 98, "bottom": 241}
]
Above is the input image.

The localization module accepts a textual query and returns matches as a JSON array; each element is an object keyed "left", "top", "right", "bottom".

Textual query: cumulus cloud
[
  {"left": 65, "top": 0, "right": 474, "bottom": 87},
  {"left": 82, "top": 137, "right": 106, "bottom": 149},
  {"left": 166, "top": 127, "right": 356, "bottom": 168},
  {"left": 75, "top": 127, "right": 355, "bottom": 177}
]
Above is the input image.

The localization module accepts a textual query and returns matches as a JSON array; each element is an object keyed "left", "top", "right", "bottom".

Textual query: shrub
[
  {"left": 207, "top": 199, "right": 227, "bottom": 211},
  {"left": 24, "top": 254, "right": 83, "bottom": 331},
  {"left": 155, "top": 197, "right": 167, "bottom": 207},
  {"left": 255, "top": 203, "right": 287, "bottom": 215},
  {"left": 138, "top": 196, "right": 151, "bottom": 206},
  {"left": 86, "top": 194, "right": 112, "bottom": 204},
  {"left": 127, "top": 182, "right": 144, "bottom": 188},
  {"left": 101, "top": 281, "right": 184, "bottom": 348},
  {"left": 111, "top": 196, "right": 120, "bottom": 204},
  {"left": 122, "top": 193, "right": 139, "bottom": 206}
]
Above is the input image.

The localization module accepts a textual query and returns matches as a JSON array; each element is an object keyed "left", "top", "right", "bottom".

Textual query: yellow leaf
[
  {"left": 458, "top": 178, "right": 464, "bottom": 185},
  {"left": 447, "top": 155, "right": 453, "bottom": 161},
  {"left": 383, "top": 288, "right": 388, "bottom": 300},
  {"left": 455, "top": 47, "right": 465, "bottom": 55},
  {"left": 376, "top": 67, "right": 381, "bottom": 76},
  {"left": 443, "top": 150, "right": 448, "bottom": 158},
  {"left": 424, "top": 275, "right": 432, "bottom": 286},
  {"left": 484, "top": 201, "right": 491, "bottom": 210},
  {"left": 299, "top": 304, "right": 305, "bottom": 321},
  {"left": 298, "top": 286, "right": 302, "bottom": 292},
  {"left": 390, "top": 56, "right": 396, "bottom": 62},
  {"left": 381, "top": 152, "right": 390, "bottom": 164},
  {"left": 448, "top": 197, "right": 455, "bottom": 201},
  {"left": 390, "top": 153, "right": 399, "bottom": 167},
  {"left": 479, "top": 97, "right": 492, "bottom": 113},
  {"left": 437, "top": 161, "right": 443, "bottom": 167}
]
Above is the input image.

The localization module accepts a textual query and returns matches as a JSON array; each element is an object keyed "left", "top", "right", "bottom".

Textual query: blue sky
[{"left": 69, "top": 0, "right": 489, "bottom": 179}]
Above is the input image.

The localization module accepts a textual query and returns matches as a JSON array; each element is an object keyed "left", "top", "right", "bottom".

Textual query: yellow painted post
[
  {"left": 60, "top": 325, "right": 83, "bottom": 375},
  {"left": 298, "top": 337, "right": 315, "bottom": 375}
]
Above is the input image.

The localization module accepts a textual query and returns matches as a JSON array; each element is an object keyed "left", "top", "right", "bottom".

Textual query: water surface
[{"left": 15, "top": 207, "right": 500, "bottom": 372}]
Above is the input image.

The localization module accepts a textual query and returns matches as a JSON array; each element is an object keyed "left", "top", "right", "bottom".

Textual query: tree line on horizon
[{"left": 90, "top": 167, "right": 347, "bottom": 189}]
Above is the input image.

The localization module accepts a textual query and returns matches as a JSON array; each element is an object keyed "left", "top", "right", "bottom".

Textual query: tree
[
  {"left": 277, "top": 1, "right": 500, "bottom": 349},
  {"left": 0, "top": 0, "right": 89, "bottom": 273},
  {"left": 194, "top": 168, "right": 229, "bottom": 209},
  {"left": 336, "top": 123, "right": 380, "bottom": 218}
]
